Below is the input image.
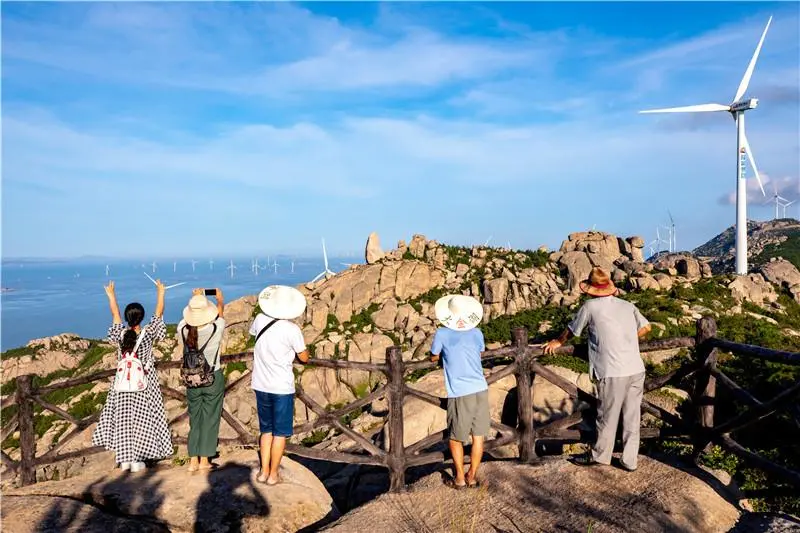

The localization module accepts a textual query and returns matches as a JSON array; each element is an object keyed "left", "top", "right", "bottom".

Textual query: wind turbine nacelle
[{"left": 731, "top": 98, "right": 758, "bottom": 112}]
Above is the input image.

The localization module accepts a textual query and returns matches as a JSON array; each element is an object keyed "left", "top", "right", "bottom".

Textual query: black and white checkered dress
[{"left": 92, "top": 316, "right": 173, "bottom": 464}]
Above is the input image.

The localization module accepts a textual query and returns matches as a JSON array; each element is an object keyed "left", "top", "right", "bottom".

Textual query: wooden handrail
[{"left": 3, "top": 316, "right": 799, "bottom": 493}]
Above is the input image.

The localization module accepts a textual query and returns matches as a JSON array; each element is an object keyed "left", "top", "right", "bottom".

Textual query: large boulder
[
  {"left": 760, "top": 258, "right": 800, "bottom": 303},
  {"left": 322, "top": 458, "right": 740, "bottom": 533},
  {"left": 2, "top": 450, "right": 338, "bottom": 533},
  {"left": 728, "top": 274, "right": 778, "bottom": 306},
  {"left": 365, "top": 232, "right": 385, "bottom": 264}
]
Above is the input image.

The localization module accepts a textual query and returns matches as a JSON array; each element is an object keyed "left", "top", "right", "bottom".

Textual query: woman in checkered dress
[{"left": 92, "top": 280, "right": 173, "bottom": 472}]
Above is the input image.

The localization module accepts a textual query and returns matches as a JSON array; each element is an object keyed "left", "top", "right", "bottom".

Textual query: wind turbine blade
[
  {"left": 778, "top": 195, "right": 789, "bottom": 202},
  {"left": 668, "top": 210, "right": 674, "bottom": 225},
  {"left": 734, "top": 16, "right": 773, "bottom": 103},
  {"left": 786, "top": 201, "right": 796, "bottom": 207},
  {"left": 638, "top": 103, "right": 730, "bottom": 114},
  {"left": 742, "top": 131, "right": 766, "bottom": 196},
  {"left": 143, "top": 272, "right": 157, "bottom": 285},
  {"left": 322, "top": 239, "right": 329, "bottom": 270}
]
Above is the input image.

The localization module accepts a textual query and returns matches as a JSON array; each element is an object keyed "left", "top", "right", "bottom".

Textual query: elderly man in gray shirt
[{"left": 545, "top": 267, "right": 651, "bottom": 471}]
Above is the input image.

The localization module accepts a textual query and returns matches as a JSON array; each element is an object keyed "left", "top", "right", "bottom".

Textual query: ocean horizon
[{"left": 0, "top": 255, "right": 352, "bottom": 350}]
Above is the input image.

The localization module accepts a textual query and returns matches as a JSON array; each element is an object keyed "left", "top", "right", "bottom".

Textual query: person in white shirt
[
  {"left": 248, "top": 285, "right": 309, "bottom": 485},
  {"left": 544, "top": 267, "right": 651, "bottom": 471}
]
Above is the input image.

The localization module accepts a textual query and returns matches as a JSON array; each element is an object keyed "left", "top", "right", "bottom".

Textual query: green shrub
[
  {"left": 0, "top": 345, "right": 40, "bottom": 359},
  {"left": 224, "top": 361, "right": 248, "bottom": 378}
]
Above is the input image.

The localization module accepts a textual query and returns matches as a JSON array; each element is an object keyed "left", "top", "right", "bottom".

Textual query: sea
[{"left": 0, "top": 256, "right": 351, "bottom": 350}]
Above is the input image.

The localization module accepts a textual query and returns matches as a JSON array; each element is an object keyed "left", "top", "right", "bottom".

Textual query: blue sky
[{"left": 2, "top": 2, "right": 798, "bottom": 259}]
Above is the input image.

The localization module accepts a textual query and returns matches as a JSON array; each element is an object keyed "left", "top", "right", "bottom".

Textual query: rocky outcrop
[
  {"left": 694, "top": 219, "right": 800, "bottom": 274},
  {"left": 651, "top": 252, "right": 712, "bottom": 280},
  {"left": 551, "top": 231, "right": 651, "bottom": 294},
  {"left": 759, "top": 258, "right": 800, "bottom": 303},
  {"left": 2, "top": 450, "right": 337, "bottom": 533},
  {"left": 321, "top": 457, "right": 740, "bottom": 533},
  {"left": 728, "top": 274, "right": 779, "bottom": 307},
  {"left": 365, "top": 232, "right": 384, "bottom": 264}
]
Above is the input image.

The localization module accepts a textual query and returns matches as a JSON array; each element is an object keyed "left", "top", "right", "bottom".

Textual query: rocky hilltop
[
  {"left": 694, "top": 218, "right": 800, "bottom": 273},
  {"left": 3, "top": 229, "right": 800, "bottom": 525}
]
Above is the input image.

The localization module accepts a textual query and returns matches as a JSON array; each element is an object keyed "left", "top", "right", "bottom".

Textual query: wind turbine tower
[
  {"left": 226, "top": 260, "right": 237, "bottom": 279},
  {"left": 191, "top": 260, "right": 197, "bottom": 273},
  {"left": 151, "top": 261, "right": 157, "bottom": 273},
  {"left": 781, "top": 200, "right": 795, "bottom": 219},
  {"left": 639, "top": 16, "right": 772, "bottom": 274},
  {"left": 105, "top": 265, "right": 110, "bottom": 276}
]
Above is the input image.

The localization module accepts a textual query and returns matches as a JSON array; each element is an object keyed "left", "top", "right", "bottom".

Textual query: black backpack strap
[
  {"left": 198, "top": 323, "right": 218, "bottom": 354},
  {"left": 255, "top": 319, "right": 279, "bottom": 345}
]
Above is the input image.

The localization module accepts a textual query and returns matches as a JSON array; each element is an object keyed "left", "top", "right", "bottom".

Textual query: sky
[{"left": 1, "top": 1, "right": 799, "bottom": 259}]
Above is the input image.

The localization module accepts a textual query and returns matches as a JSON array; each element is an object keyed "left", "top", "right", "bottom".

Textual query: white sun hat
[
  {"left": 183, "top": 295, "right": 218, "bottom": 327},
  {"left": 434, "top": 294, "right": 484, "bottom": 331},
  {"left": 258, "top": 285, "right": 307, "bottom": 320}
]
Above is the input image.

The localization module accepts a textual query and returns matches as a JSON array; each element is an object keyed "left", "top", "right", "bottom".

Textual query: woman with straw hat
[
  {"left": 544, "top": 267, "right": 651, "bottom": 471},
  {"left": 248, "top": 285, "right": 309, "bottom": 485},
  {"left": 177, "top": 288, "right": 226, "bottom": 472},
  {"left": 430, "top": 294, "right": 488, "bottom": 489}
]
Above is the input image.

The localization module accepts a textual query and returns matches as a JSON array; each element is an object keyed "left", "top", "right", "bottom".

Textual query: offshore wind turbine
[
  {"left": 311, "top": 238, "right": 335, "bottom": 283},
  {"left": 209, "top": 259, "right": 214, "bottom": 271},
  {"left": 105, "top": 265, "right": 110, "bottom": 276},
  {"left": 226, "top": 260, "right": 237, "bottom": 279},
  {"left": 151, "top": 261, "right": 158, "bottom": 273},
  {"left": 173, "top": 261, "right": 177, "bottom": 273},
  {"left": 191, "top": 260, "right": 197, "bottom": 273},
  {"left": 639, "top": 16, "right": 772, "bottom": 275}
]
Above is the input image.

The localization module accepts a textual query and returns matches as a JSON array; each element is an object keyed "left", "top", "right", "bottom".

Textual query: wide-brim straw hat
[
  {"left": 183, "top": 295, "right": 218, "bottom": 327},
  {"left": 579, "top": 267, "right": 618, "bottom": 297},
  {"left": 434, "top": 294, "right": 483, "bottom": 331},
  {"left": 258, "top": 285, "right": 307, "bottom": 320}
]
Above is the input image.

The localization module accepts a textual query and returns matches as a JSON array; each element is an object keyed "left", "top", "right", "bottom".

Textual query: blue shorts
[{"left": 255, "top": 390, "right": 294, "bottom": 437}]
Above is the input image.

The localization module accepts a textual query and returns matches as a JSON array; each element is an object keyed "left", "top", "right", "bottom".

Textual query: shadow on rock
[{"left": 195, "top": 463, "right": 269, "bottom": 533}]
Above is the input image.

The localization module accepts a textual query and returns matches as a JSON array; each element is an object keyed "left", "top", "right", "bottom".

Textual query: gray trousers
[{"left": 591, "top": 372, "right": 645, "bottom": 469}]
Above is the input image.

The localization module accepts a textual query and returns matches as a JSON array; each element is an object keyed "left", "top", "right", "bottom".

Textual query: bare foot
[
  {"left": 188, "top": 458, "right": 199, "bottom": 473},
  {"left": 266, "top": 475, "right": 281, "bottom": 486},
  {"left": 256, "top": 470, "right": 268, "bottom": 483}
]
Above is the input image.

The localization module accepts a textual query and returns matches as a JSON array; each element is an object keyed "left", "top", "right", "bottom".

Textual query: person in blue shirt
[{"left": 430, "top": 294, "right": 488, "bottom": 489}]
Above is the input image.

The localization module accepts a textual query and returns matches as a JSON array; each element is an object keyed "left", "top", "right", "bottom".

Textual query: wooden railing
[{"left": 2, "top": 316, "right": 799, "bottom": 492}]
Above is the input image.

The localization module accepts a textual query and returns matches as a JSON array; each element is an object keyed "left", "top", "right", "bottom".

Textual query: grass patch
[
  {"left": 538, "top": 354, "right": 589, "bottom": 374},
  {"left": 75, "top": 342, "right": 114, "bottom": 372},
  {"left": 224, "top": 361, "right": 248, "bottom": 378},
  {"left": 301, "top": 429, "right": 329, "bottom": 447},
  {"left": 1, "top": 344, "right": 40, "bottom": 359}
]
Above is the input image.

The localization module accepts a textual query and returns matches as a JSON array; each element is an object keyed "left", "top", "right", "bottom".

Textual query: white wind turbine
[
  {"left": 639, "top": 16, "right": 772, "bottom": 275},
  {"left": 781, "top": 199, "right": 795, "bottom": 219},
  {"left": 667, "top": 210, "right": 677, "bottom": 253},
  {"left": 191, "top": 260, "right": 197, "bottom": 273},
  {"left": 105, "top": 265, "right": 110, "bottom": 276},
  {"left": 173, "top": 261, "right": 177, "bottom": 273},
  {"left": 151, "top": 261, "right": 157, "bottom": 273},
  {"left": 311, "top": 238, "right": 335, "bottom": 283},
  {"left": 209, "top": 259, "right": 214, "bottom": 271},
  {"left": 765, "top": 182, "right": 790, "bottom": 220},
  {"left": 226, "top": 260, "right": 237, "bottom": 279},
  {"left": 273, "top": 259, "right": 280, "bottom": 275}
]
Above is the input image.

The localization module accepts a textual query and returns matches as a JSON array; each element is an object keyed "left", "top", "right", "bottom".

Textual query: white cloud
[{"left": 717, "top": 174, "right": 800, "bottom": 206}]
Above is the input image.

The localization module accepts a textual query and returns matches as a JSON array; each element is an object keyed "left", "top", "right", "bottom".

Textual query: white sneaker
[
  {"left": 120, "top": 462, "right": 131, "bottom": 471},
  {"left": 130, "top": 462, "right": 146, "bottom": 473}
]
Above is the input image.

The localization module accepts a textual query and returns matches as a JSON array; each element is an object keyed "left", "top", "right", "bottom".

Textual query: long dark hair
[
  {"left": 120, "top": 303, "right": 145, "bottom": 353},
  {"left": 184, "top": 325, "right": 198, "bottom": 351}
]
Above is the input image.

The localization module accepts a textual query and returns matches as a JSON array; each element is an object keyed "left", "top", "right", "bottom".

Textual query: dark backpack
[{"left": 180, "top": 323, "right": 218, "bottom": 389}]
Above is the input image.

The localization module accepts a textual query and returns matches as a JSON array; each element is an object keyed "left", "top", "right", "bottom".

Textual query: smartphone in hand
[{"left": 204, "top": 289, "right": 216, "bottom": 296}]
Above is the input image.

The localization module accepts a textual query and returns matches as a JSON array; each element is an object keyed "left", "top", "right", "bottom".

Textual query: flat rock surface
[
  {"left": 730, "top": 513, "right": 800, "bottom": 533},
  {"left": 321, "top": 456, "right": 741, "bottom": 533},
  {"left": 2, "top": 450, "right": 337, "bottom": 533}
]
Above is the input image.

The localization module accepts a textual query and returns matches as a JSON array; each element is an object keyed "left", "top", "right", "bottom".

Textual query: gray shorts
[{"left": 447, "top": 390, "right": 490, "bottom": 444}]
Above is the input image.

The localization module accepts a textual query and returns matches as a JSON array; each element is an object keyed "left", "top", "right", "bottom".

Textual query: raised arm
[
  {"left": 154, "top": 279, "right": 166, "bottom": 318},
  {"left": 104, "top": 281, "right": 122, "bottom": 324},
  {"left": 215, "top": 288, "right": 225, "bottom": 318}
]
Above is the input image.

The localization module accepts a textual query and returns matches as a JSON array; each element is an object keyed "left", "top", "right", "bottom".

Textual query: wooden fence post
[
  {"left": 386, "top": 346, "right": 407, "bottom": 492},
  {"left": 513, "top": 327, "right": 536, "bottom": 463},
  {"left": 16, "top": 374, "right": 37, "bottom": 486},
  {"left": 692, "top": 316, "right": 718, "bottom": 459}
]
